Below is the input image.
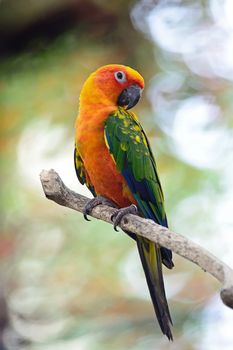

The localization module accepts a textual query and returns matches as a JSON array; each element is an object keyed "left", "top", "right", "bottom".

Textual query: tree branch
[{"left": 40, "top": 169, "right": 233, "bottom": 309}]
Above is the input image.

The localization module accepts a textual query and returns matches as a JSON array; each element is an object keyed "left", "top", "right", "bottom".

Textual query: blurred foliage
[{"left": 1, "top": 0, "right": 233, "bottom": 349}]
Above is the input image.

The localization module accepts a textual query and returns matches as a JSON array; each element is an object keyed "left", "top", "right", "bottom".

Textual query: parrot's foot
[
  {"left": 83, "top": 196, "right": 117, "bottom": 221},
  {"left": 111, "top": 204, "right": 138, "bottom": 232}
]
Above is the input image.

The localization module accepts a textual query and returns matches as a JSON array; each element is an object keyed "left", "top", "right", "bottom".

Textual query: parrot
[{"left": 74, "top": 64, "right": 174, "bottom": 340}]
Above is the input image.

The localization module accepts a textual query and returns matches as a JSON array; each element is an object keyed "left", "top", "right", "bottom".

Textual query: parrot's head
[{"left": 80, "top": 64, "right": 144, "bottom": 110}]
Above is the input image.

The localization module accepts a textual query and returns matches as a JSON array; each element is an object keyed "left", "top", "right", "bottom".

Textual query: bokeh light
[{"left": 1, "top": 0, "right": 233, "bottom": 349}]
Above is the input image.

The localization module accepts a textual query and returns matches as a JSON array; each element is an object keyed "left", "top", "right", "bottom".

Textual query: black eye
[
  {"left": 114, "top": 71, "right": 126, "bottom": 83},
  {"left": 117, "top": 72, "right": 123, "bottom": 79}
]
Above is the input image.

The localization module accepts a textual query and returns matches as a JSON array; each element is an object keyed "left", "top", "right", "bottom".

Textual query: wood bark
[{"left": 40, "top": 169, "right": 233, "bottom": 309}]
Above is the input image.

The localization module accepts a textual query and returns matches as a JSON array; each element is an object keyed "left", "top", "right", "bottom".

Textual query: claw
[
  {"left": 111, "top": 204, "right": 138, "bottom": 231},
  {"left": 83, "top": 196, "right": 117, "bottom": 221},
  {"left": 83, "top": 211, "right": 91, "bottom": 222}
]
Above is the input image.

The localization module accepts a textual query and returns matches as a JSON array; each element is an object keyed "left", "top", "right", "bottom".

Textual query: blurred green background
[{"left": 1, "top": 0, "right": 233, "bottom": 349}]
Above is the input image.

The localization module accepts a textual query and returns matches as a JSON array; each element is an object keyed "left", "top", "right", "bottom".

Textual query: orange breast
[{"left": 76, "top": 118, "right": 135, "bottom": 208}]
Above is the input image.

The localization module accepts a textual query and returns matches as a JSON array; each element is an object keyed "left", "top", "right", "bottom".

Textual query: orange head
[{"left": 79, "top": 64, "right": 145, "bottom": 111}]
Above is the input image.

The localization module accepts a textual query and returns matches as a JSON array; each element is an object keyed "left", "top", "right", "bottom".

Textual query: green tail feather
[{"left": 136, "top": 236, "right": 173, "bottom": 340}]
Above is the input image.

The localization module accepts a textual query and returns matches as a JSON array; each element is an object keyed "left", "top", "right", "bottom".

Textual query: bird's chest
[{"left": 77, "top": 127, "right": 134, "bottom": 207}]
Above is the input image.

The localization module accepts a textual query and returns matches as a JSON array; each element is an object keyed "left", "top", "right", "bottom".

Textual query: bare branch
[{"left": 40, "top": 169, "right": 233, "bottom": 309}]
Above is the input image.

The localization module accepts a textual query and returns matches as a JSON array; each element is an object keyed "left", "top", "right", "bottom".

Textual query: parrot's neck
[
  {"left": 77, "top": 84, "right": 119, "bottom": 129},
  {"left": 76, "top": 100, "right": 118, "bottom": 151},
  {"left": 76, "top": 81, "right": 120, "bottom": 146},
  {"left": 78, "top": 103, "right": 117, "bottom": 126}
]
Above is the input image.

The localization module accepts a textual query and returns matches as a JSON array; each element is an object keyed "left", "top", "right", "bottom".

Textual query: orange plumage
[
  {"left": 74, "top": 64, "right": 173, "bottom": 340},
  {"left": 75, "top": 64, "right": 144, "bottom": 207}
]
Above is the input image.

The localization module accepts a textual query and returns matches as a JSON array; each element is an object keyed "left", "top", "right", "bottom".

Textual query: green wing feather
[
  {"left": 104, "top": 108, "right": 173, "bottom": 340},
  {"left": 74, "top": 145, "right": 96, "bottom": 196},
  {"left": 104, "top": 108, "right": 167, "bottom": 225}
]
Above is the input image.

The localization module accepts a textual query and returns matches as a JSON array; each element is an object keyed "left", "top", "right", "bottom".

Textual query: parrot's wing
[
  {"left": 104, "top": 108, "right": 173, "bottom": 340},
  {"left": 104, "top": 108, "right": 167, "bottom": 226},
  {"left": 74, "top": 145, "right": 96, "bottom": 196},
  {"left": 104, "top": 109, "right": 173, "bottom": 268}
]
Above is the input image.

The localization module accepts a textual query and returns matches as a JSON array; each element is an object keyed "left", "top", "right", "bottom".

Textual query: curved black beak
[{"left": 117, "top": 85, "right": 142, "bottom": 110}]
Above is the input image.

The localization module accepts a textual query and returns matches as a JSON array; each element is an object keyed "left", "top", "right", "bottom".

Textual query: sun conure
[{"left": 74, "top": 64, "right": 174, "bottom": 340}]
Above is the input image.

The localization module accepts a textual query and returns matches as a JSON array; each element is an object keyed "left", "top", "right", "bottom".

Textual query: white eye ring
[{"left": 114, "top": 71, "right": 126, "bottom": 83}]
